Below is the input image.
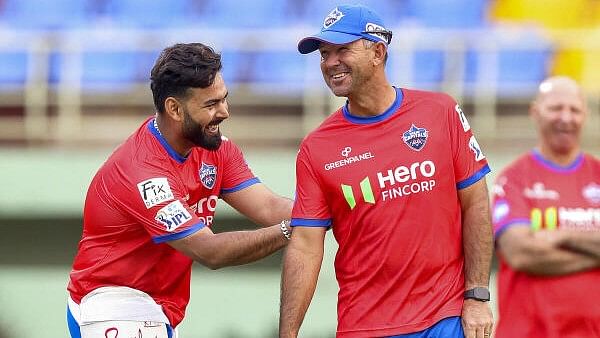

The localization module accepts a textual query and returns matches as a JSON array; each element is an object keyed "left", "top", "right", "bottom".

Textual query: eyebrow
[{"left": 202, "top": 91, "right": 228, "bottom": 107}]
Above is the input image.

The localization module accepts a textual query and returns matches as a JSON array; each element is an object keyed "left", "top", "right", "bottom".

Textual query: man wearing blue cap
[{"left": 280, "top": 4, "right": 494, "bottom": 338}]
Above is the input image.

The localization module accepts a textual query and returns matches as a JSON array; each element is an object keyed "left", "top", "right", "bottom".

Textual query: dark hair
[{"left": 150, "top": 43, "right": 222, "bottom": 113}]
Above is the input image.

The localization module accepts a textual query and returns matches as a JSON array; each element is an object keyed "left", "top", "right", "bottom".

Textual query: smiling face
[
  {"left": 318, "top": 39, "right": 375, "bottom": 97},
  {"left": 180, "top": 72, "right": 229, "bottom": 150},
  {"left": 531, "top": 77, "right": 587, "bottom": 159}
]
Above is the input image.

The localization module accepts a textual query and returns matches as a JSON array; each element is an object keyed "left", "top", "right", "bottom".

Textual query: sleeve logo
[
  {"left": 468, "top": 135, "right": 485, "bottom": 161},
  {"left": 137, "top": 177, "right": 175, "bottom": 209},
  {"left": 155, "top": 200, "right": 192, "bottom": 232},
  {"left": 455, "top": 104, "right": 470, "bottom": 132}
]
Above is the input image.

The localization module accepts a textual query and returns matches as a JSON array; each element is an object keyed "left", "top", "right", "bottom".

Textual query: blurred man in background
[
  {"left": 66, "top": 42, "right": 293, "bottom": 338},
  {"left": 279, "top": 4, "right": 494, "bottom": 338},
  {"left": 492, "top": 76, "right": 600, "bottom": 337}
]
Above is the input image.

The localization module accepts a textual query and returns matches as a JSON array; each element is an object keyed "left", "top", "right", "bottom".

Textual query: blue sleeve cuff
[
  {"left": 152, "top": 221, "right": 205, "bottom": 243},
  {"left": 220, "top": 177, "right": 261, "bottom": 194},
  {"left": 290, "top": 218, "right": 332, "bottom": 227},
  {"left": 457, "top": 164, "right": 491, "bottom": 190},
  {"left": 494, "top": 218, "right": 530, "bottom": 239}
]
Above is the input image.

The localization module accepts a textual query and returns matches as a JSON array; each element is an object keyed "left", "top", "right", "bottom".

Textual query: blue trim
[
  {"left": 290, "top": 218, "right": 332, "bottom": 227},
  {"left": 166, "top": 324, "right": 173, "bottom": 338},
  {"left": 152, "top": 222, "right": 205, "bottom": 243},
  {"left": 531, "top": 149, "right": 583, "bottom": 173},
  {"left": 66, "top": 304, "right": 81, "bottom": 338},
  {"left": 342, "top": 87, "right": 403, "bottom": 124},
  {"left": 456, "top": 164, "right": 490, "bottom": 190},
  {"left": 220, "top": 177, "right": 261, "bottom": 194},
  {"left": 494, "top": 218, "right": 530, "bottom": 239},
  {"left": 148, "top": 119, "right": 188, "bottom": 164}
]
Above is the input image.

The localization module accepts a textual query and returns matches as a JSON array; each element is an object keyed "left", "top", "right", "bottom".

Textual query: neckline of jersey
[
  {"left": 147, "top": 118, "right": 188, "bottom": 164},
  {"left": 531, "top": 148, "right": 584, "bottom": 173},
  {"left": 341, "top": 87, "right": 403, "bottom": 124}
]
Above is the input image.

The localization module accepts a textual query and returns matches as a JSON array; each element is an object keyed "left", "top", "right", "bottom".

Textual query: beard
[{"left": 182, "top": 109, "right": 222, "bottom": 150}]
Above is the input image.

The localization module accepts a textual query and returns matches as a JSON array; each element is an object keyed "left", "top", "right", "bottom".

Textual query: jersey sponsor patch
[
  {"left": 493, "top": 200, "right": 510, "bottom": 223},
  {"left": 455, "top": 104, "right": 470, "bottom": 132},
  {"left": 402, "top": 124, "right": 428, "bottom": 151},
  {"left": 154, "top": 200, "right": 192, "bottom": 232},
  {"left": 468, "top": 135, "right": 485, "bottom": 161},
  {"left": 199, "top": 162, "right": 217, "bottom": 189},
  {"left": 137, "top": 177, "right": 175, "bottom": 209},
  {"left": 583, "top": 182, "right": 600, "bottom": 205}
]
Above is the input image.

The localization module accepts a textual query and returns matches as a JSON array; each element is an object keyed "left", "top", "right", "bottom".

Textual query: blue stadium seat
[
  {"left": 0, "top": 0, "right": 91, "bottom": 29},
  {"left": 386, "top": 49, "right": 445, "bottom": 91},
  {"left": 465, "top": 28, "right": 553, "bottom": 96},
  {"left": 51, "top": 50, "right": 159, "bottom": 91},
  {"left": 298, "top": 0, "right": 408, "bottom": 28},
  {"left": 0, "top": 52, "right": 28, "bottom": 85},
  {"left": 405, "top": 0, "right": 488, "bottom": 28},
  {"left": 104, "top": 0, "right": 189, "bottom": 28},
  {"left": 200, "top": 0, "right": 288, "bottom": 28}
]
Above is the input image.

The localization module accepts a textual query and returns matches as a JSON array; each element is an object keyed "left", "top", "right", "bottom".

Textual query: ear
[
  {"left": 373, "top": 43, "right": 387, "bottom": 67},
  {"left": 164, "top": 97, "right": 184, "bottom": 122}
]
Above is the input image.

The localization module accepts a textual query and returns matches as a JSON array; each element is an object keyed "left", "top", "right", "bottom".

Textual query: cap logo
[
  {"left": 323, "top": 7, "right": 344, "bottom": 28},
  {"left": 364, "top": 22, "right": 388, "bottom": 42}
]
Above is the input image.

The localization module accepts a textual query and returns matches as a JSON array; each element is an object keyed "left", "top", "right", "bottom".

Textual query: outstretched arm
[
  {"left": 498, "top": 227, "right": 600, "bottom": 275},
  {"left": 279, "top": 226, "right": 326, "bottom": 338},
  {"left": 222, "top": 183, "right": 293, "bottom": 226},
  {"left": 459, "top": 178, "right": 494, "bottom": 338},
  {"left": 168, "top": 223, "right": 289, "bottom": 270}
]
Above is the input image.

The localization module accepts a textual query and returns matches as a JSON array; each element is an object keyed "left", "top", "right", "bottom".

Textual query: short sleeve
[
  {"left": 291, "top": 143, "right": 332, "bottom": 228},
  {"left": 448, "top": 101, "right": 491, "bottom": 189},
  {"left": 491, "top": 172, "right": 531, "bottom": 239},
  {"left": 219, "top": 139, "right": 260, "bottom": 195},
  {"left": 111, "top": 173, "right": 205, "bottom": 244}
]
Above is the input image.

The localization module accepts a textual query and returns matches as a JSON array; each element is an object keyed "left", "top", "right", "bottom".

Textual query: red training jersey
[
  {"left": 292, "top": 88, "right": 491, "bottom": 337},
  {"left": 68, "top": 117, "right": 258, "bottom": 327},
  {"left": 492, "top": 150, "right": 600, "bottom": 338}
]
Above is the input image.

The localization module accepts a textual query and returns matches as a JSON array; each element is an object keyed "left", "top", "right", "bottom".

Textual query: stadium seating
[
  {"left": 0, "top": 0, "right": 91, "bottom": 30},
  {"left": 0, "top": 52, "right": 28, "bottom": 85}
]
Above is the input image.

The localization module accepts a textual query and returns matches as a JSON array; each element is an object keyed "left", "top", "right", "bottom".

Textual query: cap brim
[{"left": 297, "top": 30, "right": 362, "bottom": 54}]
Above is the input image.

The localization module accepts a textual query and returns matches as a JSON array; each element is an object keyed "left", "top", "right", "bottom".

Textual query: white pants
[{"left": 80, "top": 320, "right": 171, "bottom": 338}]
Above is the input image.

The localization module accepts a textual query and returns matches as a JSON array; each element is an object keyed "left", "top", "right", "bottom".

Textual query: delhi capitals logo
[
  {"left": 199, "top": 162, "right": 217, "bottom": 189},
  {"left": 323, "top": 7, "right": 344, "bottom": 28},
  {"left": 402, "top": 124, "right": 428, "bottom": 151}
]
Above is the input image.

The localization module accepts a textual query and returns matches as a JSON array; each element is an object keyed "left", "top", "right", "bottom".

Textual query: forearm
[
  {"left": 197, "top": 224, "right": 287, "bottom": 269},
  {"left": 463, "top": 212, "right": 493, "bottom": 288},
  {"left": 279, "top": 233, "right": 324, "bottom": 338},
  {"left": 559, "top": 231, "right": 600, "bottom": 259},
  {"left": 511, "top": 245, "right": 600, "bottom": 275}
]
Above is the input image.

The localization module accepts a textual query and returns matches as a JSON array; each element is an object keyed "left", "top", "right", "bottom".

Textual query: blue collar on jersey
[
  {"left": 147, "top": 118, "right": 188, "bottom": 164},
  {"left": 342, "top": 87, "right": 403, "bottom": 124},
  {"left": 531, "top": 148, "right": 584, "bottom": 173}
]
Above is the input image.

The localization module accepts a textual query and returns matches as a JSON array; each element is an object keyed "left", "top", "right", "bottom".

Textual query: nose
[
  {"left": 216, "top": 101, "right": 229, "bottom": 119},
  {"left": 557, "top": 107, "right": 573, "bottom": 122},
  {"left": 322, "top": 53, "right": 340, "bottom": 69}
]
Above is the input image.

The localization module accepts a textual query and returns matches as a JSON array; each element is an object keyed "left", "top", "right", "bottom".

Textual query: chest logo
[
  {"left": 402, "top": 124, "right": 428, "bottom": 151},
  {"left": 199, "top": 162, "right": 217, "bottom": 189},
  {"left": 583, "top": 182, "right": 600, "bottom": 205}
]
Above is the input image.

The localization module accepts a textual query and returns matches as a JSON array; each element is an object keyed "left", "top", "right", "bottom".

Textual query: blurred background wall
[{"left": 0, "top": 0, "right": 599, "bottom": 337}]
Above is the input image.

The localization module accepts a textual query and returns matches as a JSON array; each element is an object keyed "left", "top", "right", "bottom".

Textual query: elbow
[{"left": 200, "top": 256, "right": 228, "bottom": 270}]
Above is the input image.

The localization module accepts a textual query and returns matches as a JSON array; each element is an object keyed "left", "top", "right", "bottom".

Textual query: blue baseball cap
[{"left": 297, "top": 4, "right": 392, "bottom": 54}]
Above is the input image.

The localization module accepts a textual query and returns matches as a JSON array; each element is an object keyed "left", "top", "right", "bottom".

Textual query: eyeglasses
[{"left": 361, "top": 29, "right": 393, "bottom": 44}]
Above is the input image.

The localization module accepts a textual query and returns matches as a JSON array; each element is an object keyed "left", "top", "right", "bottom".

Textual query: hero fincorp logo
[
  {"left": 137, "top": 177, "right": 174, "bottom": 209},
  {"left": 155, "top": 200, "right": 192, "bottom": 232},
  {"left": 341, "top": 160, "right": 437, "bottom": 208},
  {"left": 324, "top": 146, "right": 375, "bottom": 171}
]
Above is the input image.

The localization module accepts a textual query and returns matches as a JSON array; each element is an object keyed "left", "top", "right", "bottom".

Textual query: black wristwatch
[{"left": 464, "top": 287, "right": 490, "bottom": 302}]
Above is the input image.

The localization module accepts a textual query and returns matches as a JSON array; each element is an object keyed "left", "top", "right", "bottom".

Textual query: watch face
[{"left": 474, "top": 288, "right": 490, "bottom": 300}]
